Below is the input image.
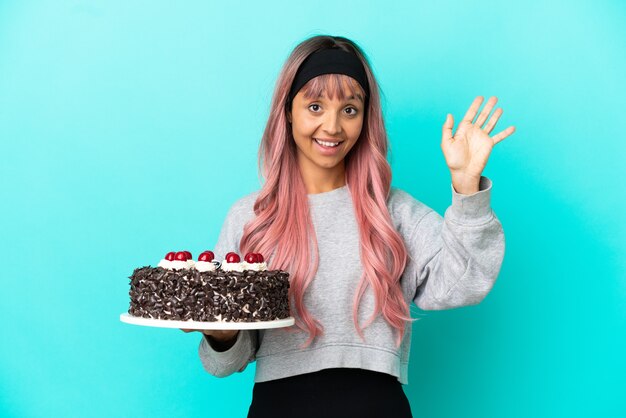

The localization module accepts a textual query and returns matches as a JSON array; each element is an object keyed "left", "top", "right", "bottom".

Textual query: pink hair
[{"left": 239, "top": 35, "right": 416, "bottom": 349}]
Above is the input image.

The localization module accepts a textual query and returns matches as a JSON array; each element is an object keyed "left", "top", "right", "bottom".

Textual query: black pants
[{"left": 247, "top": 368, "right": 413, "bottom": 418}]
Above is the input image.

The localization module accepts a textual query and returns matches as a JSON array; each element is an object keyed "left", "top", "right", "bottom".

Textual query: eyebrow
[{"left": 316, "top": 94, "right": 363, "bottom": 102}]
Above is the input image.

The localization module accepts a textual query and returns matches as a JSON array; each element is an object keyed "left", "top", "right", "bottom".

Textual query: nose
[{"left": 321, "top": 111, "right": 342, "bottom": 136}]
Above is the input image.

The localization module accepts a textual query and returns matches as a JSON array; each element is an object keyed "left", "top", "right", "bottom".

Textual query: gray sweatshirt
[{"left": 198, "top": 176, "right": 504, "bottom": 385}]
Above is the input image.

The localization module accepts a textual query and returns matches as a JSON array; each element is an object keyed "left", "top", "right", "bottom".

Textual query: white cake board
[{"left": 120, "top": 313, "right": 295, "bottom": 330}]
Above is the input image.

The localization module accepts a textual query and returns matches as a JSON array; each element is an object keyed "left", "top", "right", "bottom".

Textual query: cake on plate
[{"left": 127, "top": 251, "right": 290, "bottom": 322}]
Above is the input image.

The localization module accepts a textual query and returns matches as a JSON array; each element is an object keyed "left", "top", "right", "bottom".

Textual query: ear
[{"left": 286, "top": 109, "right": 292, "bottom": 124}]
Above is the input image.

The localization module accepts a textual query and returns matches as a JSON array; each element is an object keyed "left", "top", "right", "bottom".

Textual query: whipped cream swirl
[
  {"left": 158, "top": 259, "right": 196, "bottom": 270},
  {"left": 194, "top": 261, "right": 217, "bottom": 272},
  {"left": 243, "top": 261, "right": 268, "bottom": 271},
  {"left": 221, "top": 261, "right": 245, "bottom": 272},
  {"left": 220, "top": 260, "right": 268, "bottom": 272}
]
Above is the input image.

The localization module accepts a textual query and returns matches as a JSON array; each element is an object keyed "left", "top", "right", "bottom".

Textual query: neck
[{"left": 298, "top": 159, "right": 347, "bottom": 195}]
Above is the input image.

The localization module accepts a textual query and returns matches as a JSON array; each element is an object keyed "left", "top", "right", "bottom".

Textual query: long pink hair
[{"left": 239, "top": 35, "right": 416, "bottom": 349}]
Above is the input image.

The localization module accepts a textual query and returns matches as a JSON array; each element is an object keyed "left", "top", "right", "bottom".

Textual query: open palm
[{"left": 441, "top": 96, "right": 516, "bottom": 180}]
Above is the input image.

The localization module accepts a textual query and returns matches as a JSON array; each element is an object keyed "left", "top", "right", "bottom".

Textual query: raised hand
[{"left": 441, "top": 96, "right": 516, "bottom": 194}]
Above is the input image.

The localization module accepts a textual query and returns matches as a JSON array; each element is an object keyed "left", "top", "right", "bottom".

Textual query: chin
[{"left": 318, "top": 160, "right": 344, "bottom": 170}]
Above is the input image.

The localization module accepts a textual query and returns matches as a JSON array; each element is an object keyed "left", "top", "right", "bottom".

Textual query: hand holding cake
[{"left": 181, "top": 328, "right": 239, "bottom": 351}]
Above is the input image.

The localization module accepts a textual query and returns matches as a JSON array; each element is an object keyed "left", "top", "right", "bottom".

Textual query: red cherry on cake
[
  {"left": 183, "top": 250, "right": 192, "bottom": 260},
  {"left": 244, "top": 252, "right": 258, "bottom": 263},
  {"left": 175, "top": 251, "right": 188, "bottom": 261},
  {"left": 165, "top": 252, "right": 176, "bottom": 261},
  {"left": 198, "top": 251, "right": 214, "bottom": 262},
  {"left": 225, "top": 252, "right": 241, "bottom": 263},
  {"left": 256, "top": 253, "right": 264, "bottom": 262}
]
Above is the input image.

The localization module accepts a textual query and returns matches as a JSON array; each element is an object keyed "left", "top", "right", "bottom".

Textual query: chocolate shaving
[{"left": 127, "top": 266, "right": 290, "bottom": 322}]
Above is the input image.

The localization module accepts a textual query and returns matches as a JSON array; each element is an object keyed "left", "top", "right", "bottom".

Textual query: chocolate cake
[{"left": 127, "top": 250, "right": 291, "bottom": 322}]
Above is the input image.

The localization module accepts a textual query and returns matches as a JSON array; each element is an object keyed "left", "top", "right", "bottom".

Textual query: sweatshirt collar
[{"left": 307, "top": 184, "right": 350, "bottom": 205}]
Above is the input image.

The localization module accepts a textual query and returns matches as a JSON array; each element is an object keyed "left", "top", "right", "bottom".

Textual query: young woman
[{"left": 184, "top": 34, "right": 515, "bottom": 417}]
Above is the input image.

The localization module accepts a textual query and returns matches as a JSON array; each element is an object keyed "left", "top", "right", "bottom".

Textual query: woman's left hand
[{"left": 441, "top": 96, "right": 516, "bottom": 194}]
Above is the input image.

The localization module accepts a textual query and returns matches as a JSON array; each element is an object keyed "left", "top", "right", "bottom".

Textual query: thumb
[{"left": 442, "top": 113, "right": 454, "bottom": 142}]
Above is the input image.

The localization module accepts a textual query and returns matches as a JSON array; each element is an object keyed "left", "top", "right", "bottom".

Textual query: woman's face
[{"left": 287, "top": 81, "right": 365, "bottom": 175}]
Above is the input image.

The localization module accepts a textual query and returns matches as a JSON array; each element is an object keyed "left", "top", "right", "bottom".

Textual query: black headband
[{"left": 287, "top": 46, "right": 370, "bottom": 108}]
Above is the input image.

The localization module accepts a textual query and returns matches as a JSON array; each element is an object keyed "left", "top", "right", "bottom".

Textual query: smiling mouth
[{"left": 313, "top": 138, "right": 342, "bottom": 147}]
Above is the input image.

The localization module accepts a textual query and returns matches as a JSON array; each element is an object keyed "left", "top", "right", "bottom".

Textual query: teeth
[{"left": 314, "top": 138, "right": 340, "bottom": 147}]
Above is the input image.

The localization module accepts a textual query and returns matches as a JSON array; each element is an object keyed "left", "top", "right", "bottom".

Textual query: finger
[
  {"left": 475, "top": 96, "right": 498, "bottom": 128},
  {"left": 461, "top": 96, "right": 484, "bottom": 124},
  {"left": 180, "top": 328, "right": 194, "bottom": 333},
  {"left": 492, "top": 126, "right": 516, "bottom": 145},
  {"left": 483, "top": 108, "right": 503, "bottom": 134},
  {"left": 442, "top": 113, "right": 454, "bottom": 142}
]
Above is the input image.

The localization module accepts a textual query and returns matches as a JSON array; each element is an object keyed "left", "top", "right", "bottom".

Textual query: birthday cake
[{"left": 127, "top": 251, "right": 291, "bottom": 322}]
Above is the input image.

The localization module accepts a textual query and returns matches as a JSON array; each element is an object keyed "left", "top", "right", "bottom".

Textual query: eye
[
  {"left": 345, "top": 107, "right": 358, "bottom": 116},
  {"left": 308, "top": 104, "right": 321, "bottom": 112}
]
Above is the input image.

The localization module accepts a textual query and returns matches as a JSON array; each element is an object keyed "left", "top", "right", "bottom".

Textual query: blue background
[{"left": 1, "top": 1, "right": 624, "bottom": 417}]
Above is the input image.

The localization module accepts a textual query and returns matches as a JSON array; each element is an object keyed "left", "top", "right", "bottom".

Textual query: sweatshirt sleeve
[
  {"left": 197, "top": 198, "right": 259, "bottom": 378},
  {"left": 410, "top": 175, "right": 505, "bottom": 310},
  {"left": 198, "top": 329, "right": 258, "bottom": 377}
]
